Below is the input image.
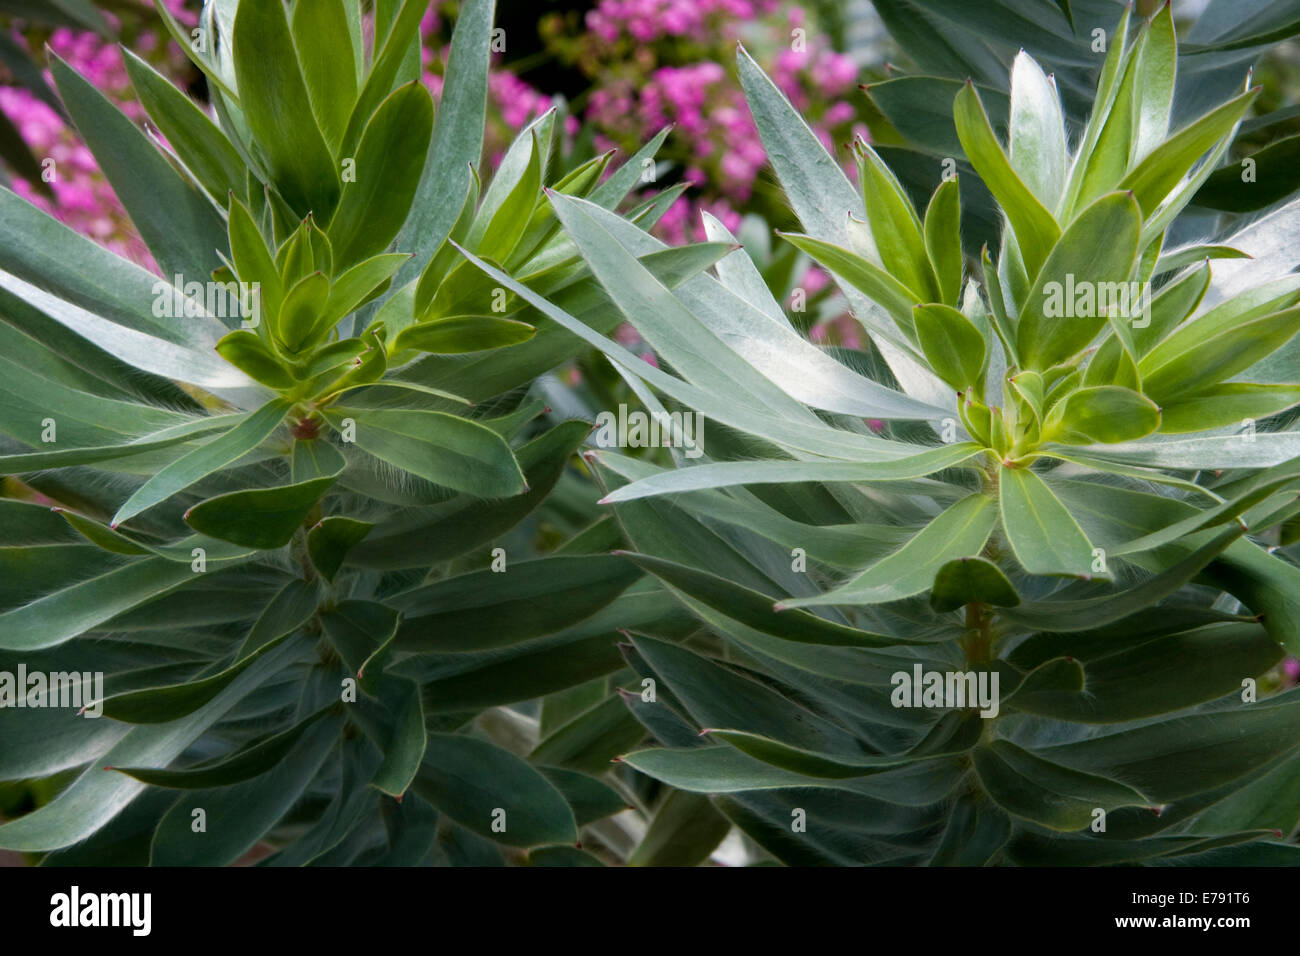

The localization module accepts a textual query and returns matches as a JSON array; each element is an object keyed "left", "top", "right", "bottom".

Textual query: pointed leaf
[
  {"left": 184, "top": 474, "right": 337, "bottom": 549},
  {"left": 113, "top": 398, "right": 291, "bottom": 526},
  {"left": 998, "top": 467, "right": 1097, "bottom": 577}
]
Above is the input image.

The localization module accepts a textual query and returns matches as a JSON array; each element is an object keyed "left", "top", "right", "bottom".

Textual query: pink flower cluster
[
  {"left": 583, "top": 10, "right": 864, "bottom": 244},
  {"left": 586, "top": 0, "right": 782, "bottom": 45},
  {"left": 1, "top": 1, "right": 193, "bottom": 269},
  {"left": 2, "top": 0, "right": 865, "bottom": 314}
]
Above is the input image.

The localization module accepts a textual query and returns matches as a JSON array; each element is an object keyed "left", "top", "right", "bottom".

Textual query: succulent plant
[
  {"left": 461, "top": 5, "right": 1300, "bottom": 865},
  {"left": 6, "top": 0, "right": 1300, "bottom": 869},
  {"left": 0, "top": 0, "right": 716, "bottom": 865}
]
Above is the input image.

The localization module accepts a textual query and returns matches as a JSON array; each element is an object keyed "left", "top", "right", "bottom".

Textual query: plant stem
[{"left": 963, "top": 600, "right": 992, "bottom": 665}]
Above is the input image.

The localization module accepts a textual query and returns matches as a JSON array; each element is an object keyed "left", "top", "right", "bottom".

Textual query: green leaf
[
  {"left": 231, "top": 0, "right": 340, "bottom": 218},
  {"left": 318, "top": 599, "right": 400, "bottom": 697},
  {"left": 338, "top": 0, "right": 428, "bottom": 155},
  {"left": 325, "top": 406, "right": 525, "bottom": 497},
  {"left": 1196, "top": 134, "right": 1300, "bottom": 212},
  {"left": 348, "top": 420, "right": 588, "bottom": 569},
  {"left": 1133, "top": 3, "right": 1177, "bottom": 162},
  {"left": 290, "top": 0, "right": 357, "bottom": 151},
  {"left": 621, "top": 552, "right": 915, "bottom": 648},
  {"left": 1119, "top": 86, "right": 1259, "bottom": 217},
  {"left": 50, "top": 53, "right": 228, "bottom": 284},
  {"left": 0, "top": 179, "right": 216, "bottom": 357},
  {"left": 184, "top": 474, "right": 337, "bottom": 549},
  {"left": 1041, "top": 385, "right": 1161, "bottom": 444},
  {"left": 393, "top": 0, "right": 492, "bottom": 282},
  {"left": 973, "top": 740, "right": 1149, "bottom": 830},
  {"left": 532, "top": 695, "right": 647, "bottom": 775},
  {"left": 627, "top": 790, "right": 731, "bottom": 867},
  {"left": 930, "top": 556, "right": 1021, "bottom": 612},
  {"left": 328, "top": 82, "right": 433, "bottom": 270},
  {"left": 0, "top": 414, "right": 236, "bottom": 474},
  {"left": 275, "top": 271, "right": 331, "bottom": 352},
  {"left": 622, "top": 745, "right": 900, "bottom": 795},
  {"left": 1134, "top": 259, "right": 1210, "bottom": 357},
  {"left": 215, "top": 330, "right": 294, "bottom": 389},
  {"left": 923, "top": 179, "right": 964, "bottom": 306},
  {"left": 418, "top": 241, "right": 730, "bottom": 401},
  {"left": 707, "top": 728, "right": 969, "bottom": 779},
  {"left": 473, "top": 131, "right": 543, "bottom": 262},
  {"left": 1082, "top": 335, "right": 1140, "bottom": 390},
  {"left": 1008, "top": 369, "right": 1045, "bottom": 421},
  {"left": 113, "top": 398, "right": 292, "bottom": 526},
  {"left": 528, "top": 846, "right": 606, "bottom": 867},
  {"left": 1073, "top": 33, "right": 1140, "bottom": 211},
  {"left": 854, "top": 140, "right": 938, "bottom": 301},
  {"left": 0, "top": 30, "right": 64, "bottom": 118},
  {"left": 1039, "top": 693, "right": 1300, "bottom": 803},
  {"left": 392, "top": 555, "right": 641, "bottom": 652},
  {"left": 122, "top": 49, "right": 245, "bottom": 202},
  {"left": 0, "top": 103, "right": 48, "bottom": 196},
  {"left": 1154, "top": 244, "right": 1249, "bottom": 276},
  {"left": 954, "top": 80, "right": 1060, "bottom": 280},
  {"left": 913, "top": 302, "right": 987, "bottom": 391},
  {"left": 372, "top": 680, "right": 426, "bottom": 798},
  {"left": 322, "top": 253, "right": 409, "bottom": 321},
  {"left": 276, "top": 219, "right": 316, "bottom": 287},
  {"left": 227, "top": 197, "right": 284, "bottom": 322},
  {"left": 392, "top": 315, "right": 537, "bottom": 354},
  {"left": 546, "top": 194, "right": 844, "bottom": 424},
  {"left": 630, "top": 635, "right": 865, "bottom": 758},
  {"left": 930, "top": 792, "right": 1011, "bottom": 865},
  {"left": 1015, "top": 191, "right": 1142, "bottom": 370},
  {"left": 1007, "top": 622, "right": 1282, "bottom": 723},
  {"left": 1141, "top": 304, "right": 1300, "bottom": 402},
  {"left": 781, "top": 494, "right": 997, "bottom": 608},
  {"left": 0, "top": 637, "right": 298, "bottom": 852},
  {"left": 317, "top": 328, "right": 387, "bottom": 396},
  {"left": 412, "top": 735, "right": 577, "bottom": 848},
  {"left": 598, "top": 443, "right": 986, "bottom": 504},
  {"left": 291, "top": 435, "right": 347, "bottom": 482},
  {"left": 998, "top": 467, "right": 1097, "bottom": 577},
  {"left": 418, "top": 255, "right": 516, "bottom": 322},
  {"left": 537, "top": 766, "right": 626, "bottom": 827},
  {"left": 239, "top": 577, "right": 323, "bottom": 658},
  {"left": 867, "top": 75, "right": 1008, "bottom": 158},
  {"left": 149, "top": 714, "right": 340, "bottom": 865},
  {"left": 55, "top": 509, "right": 149, "bottom": 555},
  {"left": 297, "top": 338, "right": 368, "bottom": 380},
  {"left": 306, "top": 515, "right": 373, "bottom": 582},
  {"left": 109, "top": 707, "right": 335, "bottom": 788},
  {"left": 1189, "top": 749, "right": 1300, "bottom": 836},
  {"left": 736, "top": 45, "right": 862, "bottom": 252},
  {"left": 0, "top": 555, "right": 231, "bottom": 652},
  {"left": 781, "top": 232, "right": 920, "bottom": 343},
  {"left": 453, "top": 241, "right": 946, "bottom": 452},
  {"left": 1008, "top": 51, "right": 1067, "bottom": 211},
  {"left": 1159, "top": 383, "right": 1300, "bottom": 434},
  {"left": 99, "top": 630, "right": 303, "bottom": 724},
  {"left": 980, "top": 245, "right": 1018, "bottom": 364}
]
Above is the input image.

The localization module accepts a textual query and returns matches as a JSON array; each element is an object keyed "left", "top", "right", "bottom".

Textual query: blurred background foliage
[
  {"left": 4, "top": 2, "right": 1300, "bottom": 315},
  {"left": 6, "top": 1, "right": 1300, "bottom": 338}
]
